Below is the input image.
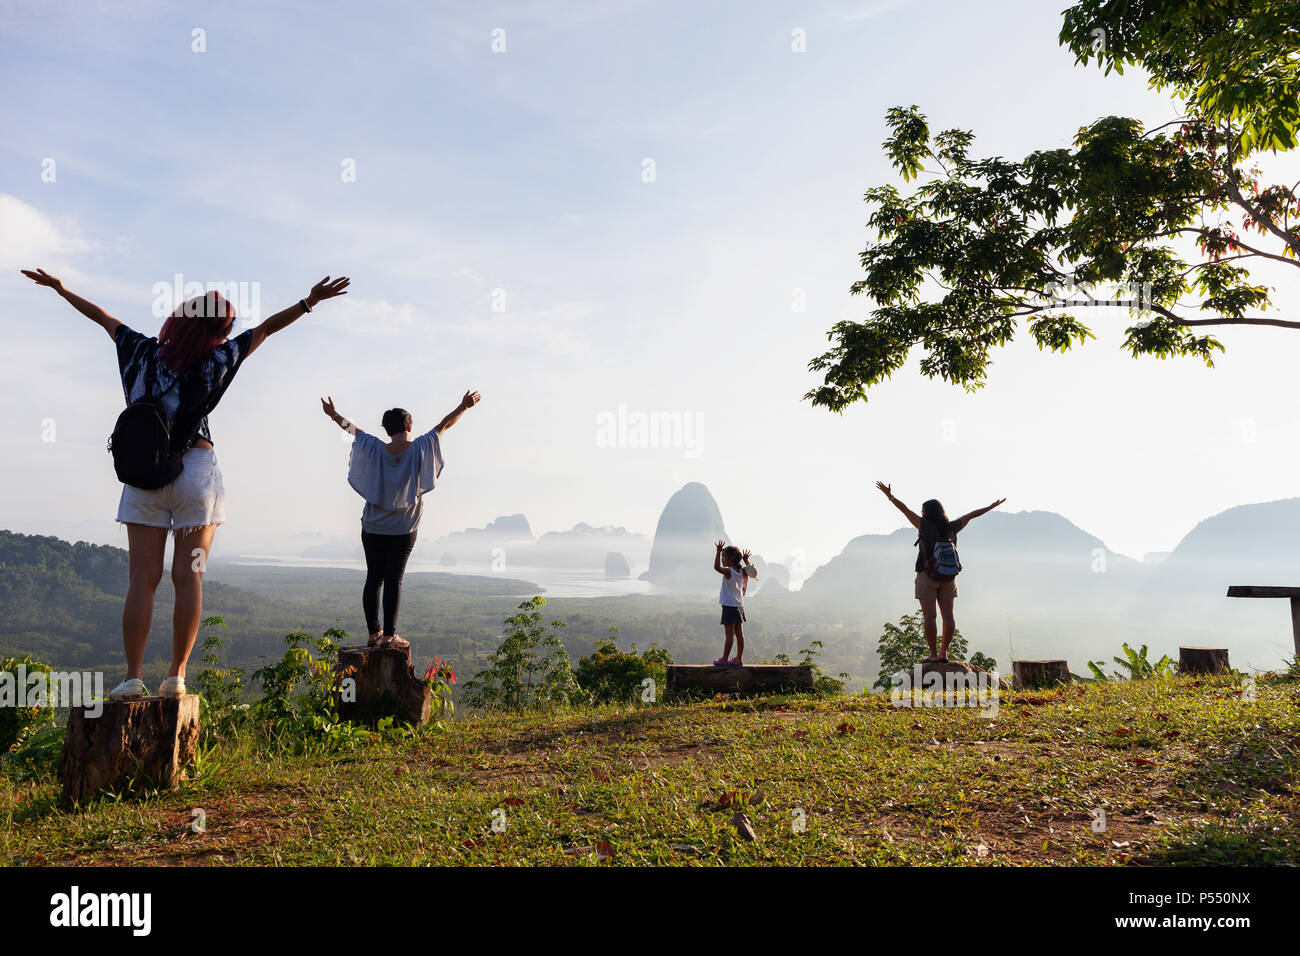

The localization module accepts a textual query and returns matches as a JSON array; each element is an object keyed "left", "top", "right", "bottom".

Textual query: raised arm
[
  {"left": 876, "top": 481, "right": 922, "bottom": 529},
  {"left": 21, "top": 269, "right": 122, "bottom": 340},
  {"left": 957, "top": 498, "right": 1007, "bottom": 527},
  {"left": 713, "top": 539, "right": 728, "bottom": 576},
  {"left": 321, "top": 396, "right": 365, "bottom": 436},
  {"left": 435, "top": 390, "right": 481, "bottom": 433},
  {"left": 247, "top": 275, "right": 350, "bottom": 356}
]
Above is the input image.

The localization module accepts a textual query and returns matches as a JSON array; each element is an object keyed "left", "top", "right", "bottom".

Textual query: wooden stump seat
[
  {"left": 58, "top": 695, "right": 200, "bottom": 806},
  {"left": 1012, "top": 659, "right": 1072, "bottom": 689},
  {"left": 665, "top": 664, "right": 814, "bottom": 697},
  {"left": 334, "top": 644, "right": 432, "bottom": 728}
]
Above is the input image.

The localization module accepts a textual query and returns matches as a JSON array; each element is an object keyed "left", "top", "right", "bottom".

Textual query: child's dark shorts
[{"left": 720, "top": 605, "right": 746, "bottom": 625}]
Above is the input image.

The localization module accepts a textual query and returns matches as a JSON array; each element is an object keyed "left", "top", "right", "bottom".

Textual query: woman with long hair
[
  {"left": 22, "top": 267, "right": 350, "bottom": 699},
  {"left": 876, "top": 481, "right": 1005, "bottom": 662},
  {"left": 320, "top": 390, "right": 481, "bottom": 649}
]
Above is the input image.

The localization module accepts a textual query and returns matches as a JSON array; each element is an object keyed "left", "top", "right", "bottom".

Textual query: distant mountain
[
  {"left": 533, "top": 523, "right": 650, "bottom": 570},
  {"left": 640, "top": 483, "right": 730, "bottom": 591},
  {"left": 604, "top": 552, "right": 631, "bottom": 579},
  {"left": 1127, "top": 498, "right": 1300, "bottom": 664},
  {"left": 791, "top": 510, "right": 1145, "bottom": 663},
  {"left": 430, "top": 514, "right": 534, "bottom": 564}
]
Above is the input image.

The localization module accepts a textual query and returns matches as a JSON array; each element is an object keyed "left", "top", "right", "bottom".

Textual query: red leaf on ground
[
  {"left": 502, "top": 797, "right": 524, "bottom": 806},
  {"left": 1020, "top": 709, "right": 1032, "bottom": 717},
  {"left": 1163, "top": 730, "right": 1180, "bottom": 739},
  {"left": 595, "top": 841, "right": 614, "bottom": 861},
  {"left": 461, "top": 839, "right": 480, "bottom": 848},
  {"left": 1132, "top": 758, "right": 1157, "bottom": 767},
  {"left": 1114, "top": 728, "right": 1132, "bottom": 737},
  {"left": 836, "top": 722, "right": 855, "bottom": 735},
  {"left": 792, "top": 729, "right": 809, "bottom": 739}
]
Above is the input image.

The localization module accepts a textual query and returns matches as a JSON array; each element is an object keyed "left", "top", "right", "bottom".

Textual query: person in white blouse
[{"left": 322, "top": 390, "right": 481, "bottom": 649}]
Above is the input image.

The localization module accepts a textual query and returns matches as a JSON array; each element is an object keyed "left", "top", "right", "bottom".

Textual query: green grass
[{"left": 3, "top": 673, "right": 1297, "bottom": 866}]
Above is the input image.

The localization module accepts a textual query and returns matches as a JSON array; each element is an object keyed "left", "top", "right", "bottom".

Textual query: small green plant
[
  {"left": 251, "top": 627, "right": 360, "bottom": 752},
  {"left": 574, "top": 628, "right": 673, "bottom": 703},
  {"left": 194, "top": 616, "right": 246, "bottom": 734},
  {"left": 462, "top": 597, "right": 586, "bottom": 710},
  {"left": 794, "top": 640, "right": 850, "bottom": 696},
  {"left": 1086, "top": 643, "right": 1175, "bottom": 681},
  {"left": 0, "top": 655, "right": 54, "bottom": 754},
  {"left": 423, "top": 656, "right": 457, "bottom": 721},
  {"left": 872, "top": 613, "right": 996, "bottom": 690}
]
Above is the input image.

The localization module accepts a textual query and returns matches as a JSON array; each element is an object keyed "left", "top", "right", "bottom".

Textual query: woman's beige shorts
[
  {"left": 116, "top": 447, "right": 226, "bottom": 533},
  {"left": 915, "top": 570, "right": 958, "bottom": 600}
]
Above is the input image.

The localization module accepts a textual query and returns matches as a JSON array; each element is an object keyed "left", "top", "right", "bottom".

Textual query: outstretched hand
[
  {"left": 990, "top": 497, "right": 1007, "bottom": 509},
  {"left": 321, "top": 396, "right": 339, "bottom": 419},
  {"left": 307, "top": 276, "right": 350, "bottom": 305},
  {"left": 21, "top": 268, "right": 64, "bottom": 292},
  {"left": 741, "top": 549, "right": 752, "bottom": 564},
  {"left": 875, "top": 481, "right": 892, "bottom": 498},
  {"left": 714, "top": 539, "right": 725, "bottom": 551},
  {"left": 461, "top": 390, "right": 481, "bottom": 410}
]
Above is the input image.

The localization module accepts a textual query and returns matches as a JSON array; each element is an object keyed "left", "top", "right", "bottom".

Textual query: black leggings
[{"left": 361, "top": 531, "right": 417, "bottom": 636}]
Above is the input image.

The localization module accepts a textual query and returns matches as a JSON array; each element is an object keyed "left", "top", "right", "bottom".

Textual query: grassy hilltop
[{"left": 4, "top": 674, "right": 1297, "bottom": 866}]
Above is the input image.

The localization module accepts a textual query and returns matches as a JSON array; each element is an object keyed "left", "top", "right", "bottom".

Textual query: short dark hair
[{"left": 381, "top": 408, "right": 412, "bottom": 435}]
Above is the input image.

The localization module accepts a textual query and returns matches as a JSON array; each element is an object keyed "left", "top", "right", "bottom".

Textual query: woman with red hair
[{"left": 22, "top": 267, "right": 350, "bottom": 700}]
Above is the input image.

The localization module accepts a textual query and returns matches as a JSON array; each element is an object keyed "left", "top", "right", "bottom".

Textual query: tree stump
[
  {"left": 1012, "top": 660, "right": 1072, "bottom": 689},
  {"left": 665, "top": 664, "right": 813, "bottom": 698},
  {"left": 1179, "top": 646, "right": 1230, "bottom": 675},
  {"left": 334, "top": 644, "right": 432, "bottom": 728},
  {"left": 918, "top": 659, "right": 1009, "bottom": 688},
  {"left": 57, "top": 695, "right": 200, "bottom": 807}
]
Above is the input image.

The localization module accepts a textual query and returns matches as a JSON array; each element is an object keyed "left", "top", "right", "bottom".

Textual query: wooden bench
[
  {"left": 1226, "top": 585, "right": 1300, "bottom": 657},
  {"left": 665, "top": 664, "right": 813, "bottom": 697}
]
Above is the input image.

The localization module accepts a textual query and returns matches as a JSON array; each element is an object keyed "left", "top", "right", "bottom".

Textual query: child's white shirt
[{"left": 719, "top": 566, "right": 745, "bottom": 607}]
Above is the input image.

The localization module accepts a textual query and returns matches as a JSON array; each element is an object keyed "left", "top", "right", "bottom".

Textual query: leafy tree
[
  {"left": 808, "top": 1, "right": 1300, "bottom": 410},
  {"left": 872, "top": 613, "right": 997, "bottom": 691},
  {"left": 463, "top": 597, "right": 586, "bottom": 710},
  {"left": 574, "top": 628, "right": 672, "bottom": 704}
]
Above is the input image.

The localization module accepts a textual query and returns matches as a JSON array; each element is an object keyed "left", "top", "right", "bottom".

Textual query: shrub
[
  {"left": 1084, "top": 643, "right": 1175, "bottom": 681},
  {"left": 463, "top": 597, "right": 586, "bottom": 710},
  {"left": 0, "top": 654, "right": 54, "bottom": 754},
  {"left": 575, "top": 628, "right": 673, "bottom": 703}
]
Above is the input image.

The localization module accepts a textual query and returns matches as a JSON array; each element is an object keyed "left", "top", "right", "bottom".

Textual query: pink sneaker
[
  {"left": 713, "top": 657, "right": 729, "bottom": 666},
  {"left": 728, "top": 658, "right": 743, "bottom": 667}
]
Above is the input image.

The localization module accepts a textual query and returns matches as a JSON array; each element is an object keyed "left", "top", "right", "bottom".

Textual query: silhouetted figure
[{"left": 876, "top": 481, "right": 1005, "bottom": 662}]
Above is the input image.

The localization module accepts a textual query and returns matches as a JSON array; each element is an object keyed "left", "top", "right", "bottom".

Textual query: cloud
[
  {"left": 840, "top": 0, "right": 913, "bottom": 23},
  {"left": 0, "top": 193, "right": 95, "bottom": 270}
]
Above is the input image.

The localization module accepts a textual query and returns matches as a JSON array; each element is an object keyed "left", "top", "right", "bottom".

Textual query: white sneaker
[
  {"left": 110, "top": 678, "right": 148, "bottom": 701},
  {"left": 159, "top": 676, "right": 186, "bottom": 699}
]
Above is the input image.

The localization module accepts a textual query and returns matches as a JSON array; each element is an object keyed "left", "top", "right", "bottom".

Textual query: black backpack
[{"left": 108, "top": 368, "right": 205, "bottom": 490}]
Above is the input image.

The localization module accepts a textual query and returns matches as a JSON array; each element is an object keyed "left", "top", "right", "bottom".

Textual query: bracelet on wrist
[{"left": 300, "top": 298, "right": 312, "bottom": 313}]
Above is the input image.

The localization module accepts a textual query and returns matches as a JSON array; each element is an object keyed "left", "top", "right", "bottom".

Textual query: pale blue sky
[{"left": 2, "top": 0, "right": 1298, "bottom": 574}]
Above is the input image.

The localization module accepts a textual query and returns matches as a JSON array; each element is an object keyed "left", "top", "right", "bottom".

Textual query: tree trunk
[
  {"left": 58, "top": 695, "right": 200, "bottom": 807},
  {"left": 1012, "top": 659, "right": 1072, "bottom": 689},
  {"left": 665, "top": 664, "right": 813, "bottom": 698},
  {"left": 1179, "top": 646, "right": 1230, "bottom": 675},
  {"left": 335, "top": 644, "right": 432, "bottom": 728}
]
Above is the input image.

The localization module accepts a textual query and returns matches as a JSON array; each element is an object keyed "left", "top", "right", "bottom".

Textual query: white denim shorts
[{"left": 117, "top": 446, "right": 226, "bottom": 532}]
